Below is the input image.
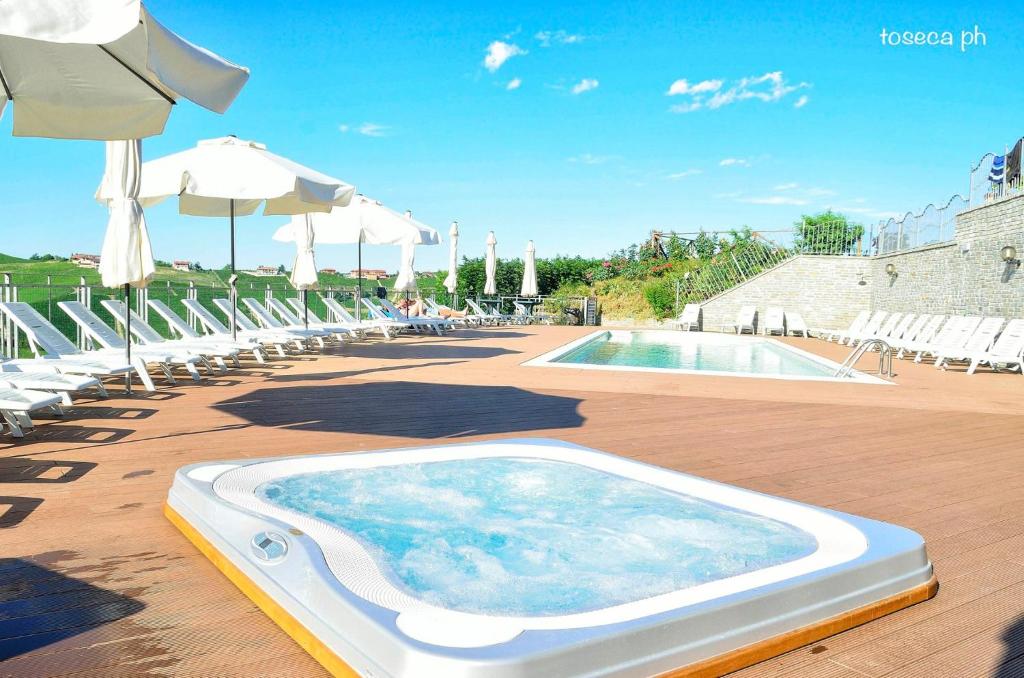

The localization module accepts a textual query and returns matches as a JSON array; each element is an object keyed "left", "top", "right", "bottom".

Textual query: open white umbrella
[
  {"left": 521, "top": 240, "right": 538, "bottom": 296},
  {"left": 2, "top": 0, "right": 248, "bottom": 392},
  {"left": 273, "top": 196, "right": 440, "bottom": 318},
  {"left": 443, "top": 221, "right": 459, "bottom": 297},
  {"left": 484, "top": 231, "right": 498, "bottom": 295},
  {"left": 139, "top": 136, "right": 355, "bottom": 338}
]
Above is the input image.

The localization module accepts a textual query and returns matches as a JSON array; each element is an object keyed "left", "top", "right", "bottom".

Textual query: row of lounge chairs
[
  {"left": 0, "top": 293, "right": 506, "bottom": 437},
  {"left": 673, "top": 304, "right": 810, "bottom": 337},
  {"left": 816, "top": 310, "right": 1024, "bottom": 375}
]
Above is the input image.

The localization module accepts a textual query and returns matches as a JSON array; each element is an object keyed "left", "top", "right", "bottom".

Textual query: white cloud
[
  {"left": 571, "top": 78, "right": 599, "bottom": 95},
  {"left": 739, "top": 196, "right": 809, "bottom": 206},
  {"left": 535, "top": 30, "right": 584, "bottom": 47},
  {"left": 667, "top": 71, "right": 810, "bottom": 114},
  {"left": 506, "top": 77, "right": 522, "bottom": 90},
  {"left": 794, "top": 94, "right": 809, "bottom": 108},
  {"left": 357, "top": 122, "right": 389, "bottom": 137},
  {"left": 773, "top": 182, "right": 799, "bottom": 190},
  {"left": 666, "top": 169, "right": 703, "bottom": 180},
  {"left": 719, "top": 157, "right": 751, "bottom": 167},
  {"left": 666, "top": 78, "right": 723, "bottom": 96},
  {"left": 338, "top": 124, "right": 350, "bottom": 133},
  {"left": 804, "top": 187, "right": 837, "bottom": 197},
  {"left": 484, "top": 41, "right": 526, "bottom": 72},
  {"left": 567, "top": 153, "right": 615, "bottom": 165},
  {"left": 713, "top": 191, "right": 743, "bottom": 199}
]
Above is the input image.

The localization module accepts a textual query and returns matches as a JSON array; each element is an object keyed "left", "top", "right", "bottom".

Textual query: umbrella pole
[
  {"left": 303, "top": 289, "right": 309, "bottom": 329},
  {"left": 356, "top": 239, "right": 363, "bottom": 322},
  {"left": 229, "top": 198, "right": 237, "bottom": 341},
  {"left": 124, "top": 283, "right": 132, "bottom": 395}
]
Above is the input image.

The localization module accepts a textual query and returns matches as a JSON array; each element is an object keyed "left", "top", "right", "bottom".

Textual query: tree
[
  {"left": 793, "top": 211, "right": 864, "bottom": 255},
  {"left": 277, "top": 264, "right": 286, "bottom": 274},
  {"left": 665, "top": 233, "right": 688, "bottom": 261}
]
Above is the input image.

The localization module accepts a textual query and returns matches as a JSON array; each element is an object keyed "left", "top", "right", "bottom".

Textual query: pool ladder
[{"left": 834, "top": 339, "right": 894, "bottom": 379}]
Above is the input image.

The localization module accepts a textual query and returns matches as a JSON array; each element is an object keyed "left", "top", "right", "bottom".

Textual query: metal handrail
[{"left": 834, "top": 338, "right": 894, "bottom": 379}]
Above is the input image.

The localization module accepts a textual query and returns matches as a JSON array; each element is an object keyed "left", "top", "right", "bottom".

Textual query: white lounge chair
[
  {"left": 762, "top": 307, "right": 785, "bottom": 336},
  {"left": 266, "top": 297, "right": 360, "bottom": 341},
  {"left": 420, "top": 299, "right": 473, "bottom": 327},
  {"left": 946, "top": 318, "right": 1024, "bottom": 375},
  {"left": 843, "top": 311, "right": 888, "bottom": 345},
  {"left": 319, "top": 297, "right": 404, "bottom": 339},
  {"left": 0, "top": 301, "right": 152, "bottom": 390},
  {"left": 58, "top": 301, "right": 205, "bottom": 382},
  {"left": 904, "top": 316, "right": 982, "bottom": 363},
  {"left": 373, "top": 299, "right": 449, "bottom": 335},
  {"left": 816, "top": 310, "right": 869, "bottom": 343},
  {"left": 721, "top": 306, "right": 756, "bottom": 334},
  {"left": 674, "top": 304, "right": 701, "bottom": 331},
  {"left": 465, "top": 299, "right": 508, "bottom": 325},
  {"left": 511, "top": 301, "right": 539, "bottom": 325},
  {"left": 891, "top": 315, "right": 944, "bottom": 358},
  {"left": 210, "top": 298, "right": 310, "bottom": 352},
  {"left": 147, "top": 299, "right": 268, "bottom": 364},
  {"left": 183, "top": 298, "right": 295, "bottom": 356},
  {"left": 0, "top": 359, "right": 104, "bottom": 405},
  {"left": 239, "top": 297, "right": 330, "bottom": 347},
  {"left": 785, "top": 311, "right": 809, "bottom": 337},
  {"left": 851, "top": 312, "right": 903, "bottom": 346},
  {"left": 101, "top": 299, "right": 242, "bottom": 372},
  {"left": 935, "top": 317, "right": 1004, "bottom": 370},
  {"left": 0, "top": 387, "right": 65, "bottom": 438}
]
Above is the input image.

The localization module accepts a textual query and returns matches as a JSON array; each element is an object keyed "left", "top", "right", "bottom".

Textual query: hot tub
[{"left": 165, "top": 439, "right": 936, "bottom": 677}]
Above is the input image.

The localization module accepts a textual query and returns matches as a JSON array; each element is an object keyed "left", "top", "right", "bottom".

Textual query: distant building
[
  {"left": 253, "top": 265, "right": 280, "bottom": 276},
  {"left": 320, "top": 267, "right": 338, "bottom": 275},
  {"left": 172, "top": 260, "right": 191, "bottom": 272},
  {"left": 350, "top": 268, "right": 390, "bottom": 280},
  {"left": 70, "top": 253, "right": 100, "bottom": 268}
]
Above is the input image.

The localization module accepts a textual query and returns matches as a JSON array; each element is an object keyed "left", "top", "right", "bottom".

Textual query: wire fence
[
  {"left": 875, "top": 194, "right": 967, "bottom": 254},
  {"left": 968, "top": 145, "right": 1024, "bottom": 209}
]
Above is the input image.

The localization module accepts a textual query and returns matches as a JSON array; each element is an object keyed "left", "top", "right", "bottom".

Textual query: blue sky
[{"left": 2, "top": 0, "right": 1022, "bottom": 273}]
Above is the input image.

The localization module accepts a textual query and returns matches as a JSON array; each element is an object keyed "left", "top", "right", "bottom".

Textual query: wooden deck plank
[{"left": 1, "top": 326, "right": 1022, "bottom": 676}]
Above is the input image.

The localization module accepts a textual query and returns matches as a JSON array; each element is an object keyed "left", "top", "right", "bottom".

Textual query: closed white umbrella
[
  {"left": 273, "top": 196, "right": 440, "bottom": 318},
  {"left": 484, "top": 231, "right": 498, "bottom": 295},
  {"left": 2, "top": 0, "right": 248, "bottom": 392},
  {"left": 140, "top": 136, "right": 355, "bottom": 338},
  {"left": 393, "top": 240, "right": 417, "bottom": 293},
  {"left": 443, "top": 221, "right": 458, "bottom": 296},
  {"left": 521, "top": 240, "right": 538, "bottom": 296},
  {"left": 0, "top": 1, "right": 249, "bottom": 139},
  {"left": 289, "top": 214, "right": 318, "bottom": 328}
]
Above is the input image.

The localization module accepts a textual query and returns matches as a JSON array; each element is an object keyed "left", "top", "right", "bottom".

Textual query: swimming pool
[
  {"left": 166, "top": 439, "right": 934, "bottom": 677},
  {"left": 525, "top": 330, "right": 887, "bottom": 383}
]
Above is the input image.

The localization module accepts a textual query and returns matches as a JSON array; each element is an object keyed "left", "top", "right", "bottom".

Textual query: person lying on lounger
[{"left": 396, "top": 298, "right": 467, "bottom": 318}]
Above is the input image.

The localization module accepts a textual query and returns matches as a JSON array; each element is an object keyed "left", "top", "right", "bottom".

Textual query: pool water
[
  {"left": 257, "top": 458, "right": 818, "bottom": 617},
  {"left": 552, "top": 332, "right": 839, "bottom": 378}
]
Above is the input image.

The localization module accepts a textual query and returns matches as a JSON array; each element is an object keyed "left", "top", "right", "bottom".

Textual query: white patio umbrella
[
  {"left": 521, "top": 240, "right": 538, "bottom": 296},
  {"left": 139, "top": 136, "right": 355, "bottom": 338},
  {"left": 289, "top": 214, "right": 318, "bottom": 328},
  {"left": 273, "top": 196, "right": 440, "bottom": 319},
  {"left": 484, "top": 231, "right": 498, "bottom": 295},
  {"left": 443, "top": 221, "right": 459, "bottom": 296},
  {"left": 2, "top": 0, "right": 248, "bottom": 391},
  {"left": 393, "top": 240, "right": 417, "bottom": 294}
]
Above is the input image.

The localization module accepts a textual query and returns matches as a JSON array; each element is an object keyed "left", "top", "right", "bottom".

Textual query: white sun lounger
[
  {"left": 762, "top": 307, "right": 785, "bottom": 336},
  {"left": 101, "top": 299, "right": 242, "bottom": 373},
  {"left": 210, "top": 298, "right": 311, "bottom": 352},
  {"left": 464, "top": 299, "right": 509, "bottom": 325},
  {"left": 147, "top": 299, "right": 268, "bottom": 364},
  {"left": 903, "top": 316, "right": 982, "bottom": 363},
  {"left": 935, "top": 317, "right": 1004, "bottom": 370},
  {"left": 283, "top": 297, "right": 370, "bottom": 338},
  {"left": 266, "top": 297, "right": 360, "bottom": 341},
  {"left": 816, "top": 310, "right": 869, "bottom": 343},
  {"left": 942, "top": 318, "right": 1024, "bottom": 375},
  {"left": 0, "top": 360, "right": 104, "bottom": 405},
  {"left": 721, "top": 306, "right": 756, "bottom": 334},
  {"left": 0, "top": 387, "right": 66, "bottom": 438},
  {"left": 851, "top": 312, "right": 902, "bottom": 346},
  {"left": 0, "top": 301, "right": 152, "bottom": 391},
  {"left": 319, "top": 297, "right": 404, "bottom": 339},
  {"left": 891, "top": 315, "right": 944, "bottom": 358},
  {"left": 673, "top": 304, "right": 701, "bottom": 331},
  {"left": 58, "top": 301, "right": 205, "bottom": 382},
  {"left": 784, "top": 311, "right": 809, "bottom": 337},
  {"left": 422, "top": 299, "right": 474, "bottom": 327},
  {"left": 239, "top": 298, "right": 330, "bottom": 347},
  {"left": 183, "top": 298, "right": 295, "bottom": 356},
  {"left": 372, "top": 299, "right": 449, "bottom": 335},
  {"left": 510, "top": 301, "right": 539, "bottom": 325},
  {"left": 843, "top": 311, "right": 888, "bottom": 345}
]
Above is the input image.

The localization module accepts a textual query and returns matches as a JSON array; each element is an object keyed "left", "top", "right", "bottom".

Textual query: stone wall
[
  {"left": 699, "top": 255, "right": 874, "bottom": 332},
  {"left": 871, "top": 194, "right": 1024, "bottom": 317}
]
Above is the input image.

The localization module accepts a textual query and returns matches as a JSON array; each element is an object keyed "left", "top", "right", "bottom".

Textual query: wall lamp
[
  {"left": 1001, "top": 245, "right": 1021, "bottom": 268},
  {"left": 884, "top": 262, "right": 897, "bottom": 277}
]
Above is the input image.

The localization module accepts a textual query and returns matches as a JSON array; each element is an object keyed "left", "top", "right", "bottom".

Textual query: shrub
[{"left": 643, "top": 279, "right": 675, "bottom": 318}]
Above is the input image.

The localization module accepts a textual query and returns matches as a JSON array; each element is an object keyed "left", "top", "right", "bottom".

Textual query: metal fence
[
  {"left": 875, "top": 194, "right": 967, "bottom": 254},
  {"left": 969, "top": 147, "right": 1024, "bottom": 209}
]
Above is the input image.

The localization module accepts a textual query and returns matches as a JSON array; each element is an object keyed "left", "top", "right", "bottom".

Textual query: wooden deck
[{"left": 2, "top": 325, "right": 1022, "bottom": 677}]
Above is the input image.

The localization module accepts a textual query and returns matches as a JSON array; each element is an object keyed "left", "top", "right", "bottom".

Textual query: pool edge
[
  {"left": 656, "top": 573, "right": 939, "bottom": 677},
  {"left": 164, "top": 502, "right": 358, "bottom": 678},
  {"left": 165, "top": 498, "right": 938, "bottom": 678}
]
